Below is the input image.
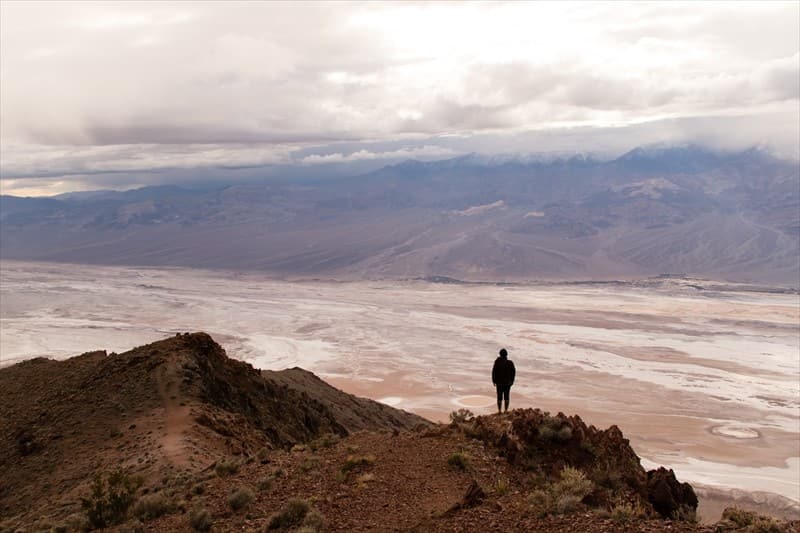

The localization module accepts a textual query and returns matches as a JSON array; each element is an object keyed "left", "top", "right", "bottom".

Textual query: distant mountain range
[{"left": 2, "top": 145, "right": 798, "bottom": 285}]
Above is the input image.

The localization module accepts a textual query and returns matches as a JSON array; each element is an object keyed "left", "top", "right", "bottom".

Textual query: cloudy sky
[{"left": 1, "top": 1, "right": 798, "bottom": 196}]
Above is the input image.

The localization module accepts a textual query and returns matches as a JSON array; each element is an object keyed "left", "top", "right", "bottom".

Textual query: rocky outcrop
[
  {"left": 175, "top": 332, "right": 348, "bottom": 448},
  {"left": 464, "top": 408, "right": 699, "bottom": 518},
  {"left": 647, "top": 467, "right": 698, "bottom": 519}
]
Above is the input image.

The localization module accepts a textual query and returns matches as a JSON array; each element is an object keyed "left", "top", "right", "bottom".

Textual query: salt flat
[{"left": 1, "top": 260, "right": 798, "bottom": 507}]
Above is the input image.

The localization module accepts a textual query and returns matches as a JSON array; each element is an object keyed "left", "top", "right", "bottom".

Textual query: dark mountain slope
[{"left": 261, "top": 367, "right": 424, "bottom": 432}]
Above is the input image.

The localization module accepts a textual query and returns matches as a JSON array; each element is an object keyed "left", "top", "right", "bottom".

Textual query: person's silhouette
[{"left": 491, "top": 348, "right": 515, "bottom": 414}]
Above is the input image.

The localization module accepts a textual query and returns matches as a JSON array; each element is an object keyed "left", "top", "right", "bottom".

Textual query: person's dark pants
[{"left": 496, "top": 384, "right": 511, "bottom": 412}]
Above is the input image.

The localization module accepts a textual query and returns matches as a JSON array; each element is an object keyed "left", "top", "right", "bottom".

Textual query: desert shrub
[
  {"left": 610, "top": 501, "right": 647, "bottom": 523},
  {"left": 495, "top": 477, "right": 509, "bottom": 496},
  {"left": 258, "top": 476, "right": 274, "bottom": 492},
  {"left": 718, "top": 507, "right": 782, "bottom": 532},
  {"left": 554, "top": 493, "right": 583, "bottom": 514},
  {"left": 81, "top": 468, "right": 143, "bottom": 529},
  {"left": 189, "top": 507, "right": 212, "bottom": 532},
  {"left": 300, "top": 508, "right": 324, "bottom": 531},
  {"left": 526, "top": 467, "right": 593, "bottom": 518},
  {"left": 309, "top": 433, "right": 340, "bottom": 451},
  {"left": 537, "top": 425, "right": 557, "bottom": 441},
  {"left": 722, "top": 507, "right": 758, "bottom": 527},
  {"left": 192, "top": 483, "right": 205, "bottom": 495},
  {"left": 748, "top": 519, "right": 785, "bottom": 533},
  {"left": 527, "top": 489, "right": 552, "bottom": 518},
  {"left": 356, "top": 473, "right": 375, "bottom": 489},
  {"left": 257, "top": 447, "right": 271, "bottom": 464},
  {"left": 174, "top": 471, "right": 192, "bottom": 486},
  {"left": 447, "top": 452, "right": 470, "bottom": 471},
  {"left": 214, "top": 459, "right": 239, "bottom": 477},
  {"left": 300, "top": 456, "right": 320, "bottom": 472},
  {"left": 536, "top": 415, "right": 574, "bottom": 443},
  {"left": 578, "top": 438, "right": 595, "bottom": 456},
  {"left": 552, "top": 466, "right": 593, "bottom": 500},
  {"left": 227, "top": 487, "right": 255, "bottom": 511},
  {"left": 341, "top": 455, "right": 375, "bottom": 474},
  {"left": 556, "top": 425, "right": 573, "bottom": 441},
  {"left": 267, "top": 499, "right": 310, "bottom": 529},
  {"left": 449, "top": 409, "right": 475, "bottom": 424},
  {"left": 594, "top": 457, "right": 623, "bottom": 490},
  {"left": 131, "top": 493, "right": 174, "bottom": 521}
]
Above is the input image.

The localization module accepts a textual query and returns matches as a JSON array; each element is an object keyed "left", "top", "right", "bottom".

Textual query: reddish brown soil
[{"left": 149, "top": 425, "right": 718, "bottom": 532}]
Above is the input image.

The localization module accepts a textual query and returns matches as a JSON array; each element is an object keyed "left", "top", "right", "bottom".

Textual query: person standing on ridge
[{"left": 492, "top": 348, "right": 515, "bottom": 414}]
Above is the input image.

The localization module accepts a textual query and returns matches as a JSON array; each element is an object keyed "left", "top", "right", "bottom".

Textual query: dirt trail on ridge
[{"left": 156, "top": 361, "right": 192, "bottom": 467}]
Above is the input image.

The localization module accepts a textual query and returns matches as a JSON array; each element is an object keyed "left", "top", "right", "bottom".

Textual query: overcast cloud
[{"left": 1, "top": 1, "right": 798, "bottom": 195}]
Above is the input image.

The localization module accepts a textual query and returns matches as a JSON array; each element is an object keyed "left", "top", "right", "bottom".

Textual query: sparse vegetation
[
  {"left": 81, "top": 469, "right": 143, "bottom": 529},
  {"left": 131, "top": 493, "right": 174, "bottom": 521},
  {"left": 309, "top": 432, "right": 340, "bottom": 451},
  {"left": 300, "top": 508, "right": 325, "bottom": 532},
  {"left": 552, "top": 466, "right": 593, "bottom": 501},
  {"left": 609, "top": 500, "right": 647, "bottom": 523},
  {"left": 267, "top": 499, "right": 311, "bottom": 530},
  {"left": 258, "top": 475, "right": 274, "bottom": 491},
  {"left": 578, "top": 438, "right": 595, "bottom": 455},
  {"left": 257, "top": 446, "right": 271, "bottom": 464},
  {"left": 214, "top": 459, "right": 239, "bottom": 477},
  {"left": 449, "top": 408, "right": 475, "bottom": 424},
  {"left": 227, "top": 487, "right": 255, "bottom": 511},
  {"left": 537, "top": 415, "right": 574, "bottom": 443},
  {"left": 300, "top": 456, "right": 320, "bottom": 472},
  {"left": 189, "top": 507, "right": 212, "bottom": 532},
  {"left": 356, "top": 473, "right": 375, "bottom": 489},
  {"left": 495, "top": 477, "right": 509, "bottom": 496},
  {"left": 527, "top": 489, "right": 551, "bottom": 518},
  {"left": 446, "top": 452, "right": 470, "bottom": 471},
  {"left": 526, "top": 466, "right": 594, "bottom": 517},
  {"left": 341, "top": 454, "right": 375, "bottom": 474},
  {"left": 716, "top": 506, "right": 783, "bottom": 532}
]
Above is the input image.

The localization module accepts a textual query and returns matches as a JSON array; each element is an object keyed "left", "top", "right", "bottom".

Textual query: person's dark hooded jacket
[{"left": 492, "top": 353, "right": 515, "bottom": 386}]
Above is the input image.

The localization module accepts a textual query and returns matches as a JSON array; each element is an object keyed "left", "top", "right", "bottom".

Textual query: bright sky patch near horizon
[{"left": 1, "top": 1, "right": 798, "bottom": 196}]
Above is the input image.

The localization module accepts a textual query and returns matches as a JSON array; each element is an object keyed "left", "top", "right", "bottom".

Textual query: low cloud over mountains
[{"left": 2, "top": 145, "right": 798, "bottom": 285}]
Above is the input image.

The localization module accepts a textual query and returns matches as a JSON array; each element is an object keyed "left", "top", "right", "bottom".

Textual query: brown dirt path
[{"left": 156, "top": 361, "right": 192, "bottom": 468}]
